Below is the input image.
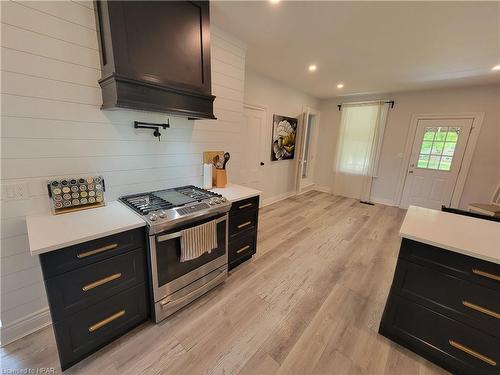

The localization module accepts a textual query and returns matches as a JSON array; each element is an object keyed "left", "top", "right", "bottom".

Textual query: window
[
  {"left": 416, "top": 127, "right": 458, "bottom": 171},
  {"left": 333, "top": 101, "right": 390, "bottom": 202},
  {"left": 337, "top": 104, "right": 381, "bottom": 174}
]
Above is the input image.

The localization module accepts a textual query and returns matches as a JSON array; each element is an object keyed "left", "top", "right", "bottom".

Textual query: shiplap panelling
[{"left": 0, "top": 0, "right": 247, "bottom": 345}]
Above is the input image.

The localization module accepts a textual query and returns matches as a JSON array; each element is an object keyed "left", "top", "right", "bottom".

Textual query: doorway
[
  {"left": 400, "top": 117, "right": 478, "bottom": 209},
  {"left": 296, "top": 108, "right": 319, "bottom": 194},
  {"left": 242, "top": 105, "right": 266, "bottom": 191}
]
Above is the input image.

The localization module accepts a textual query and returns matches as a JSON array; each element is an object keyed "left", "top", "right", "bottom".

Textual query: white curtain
[{"left": 332, "top": 102, "right": 390, "bottom": 202}]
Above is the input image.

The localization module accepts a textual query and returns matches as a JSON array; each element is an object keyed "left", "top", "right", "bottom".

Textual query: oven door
[{"left": 149, "top": 213, "right": 228, "bottom": 303}]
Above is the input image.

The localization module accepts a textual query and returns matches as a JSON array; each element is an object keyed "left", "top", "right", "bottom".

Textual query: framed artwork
[{"left": 271, "top": 114, "right": 297, "bottom": 161}]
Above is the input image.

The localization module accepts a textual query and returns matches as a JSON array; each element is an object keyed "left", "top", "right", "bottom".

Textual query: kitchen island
[{"left": 379, "top": 206, "right": 500, "bottom": 375}]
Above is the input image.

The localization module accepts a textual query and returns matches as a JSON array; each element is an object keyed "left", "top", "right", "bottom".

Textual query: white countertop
[
  {"left": 210, "top": 183, "right": 261, "bottom": 203},
  {"left": 400, "top": 206, "right": 500, "bottom": 264},
  {"left": 27, "top": 201, "right": 146, "bottom": 256}
]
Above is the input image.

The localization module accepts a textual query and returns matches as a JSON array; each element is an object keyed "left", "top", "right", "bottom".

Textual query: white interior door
[
  {"left": 295, "top": 109, "right": 319, "bottom": 194},
  {"left": 400, "top": 118, "right": 473, "bottom": 209},
  {"left": 243, "top": 106, "right": 265, "bottom": 191},
  {"left": 301, "top": 113, "right": 317, "bottom": 186},
  {"left": 295, "top": 112, "right": 308, "bottom": 194}
]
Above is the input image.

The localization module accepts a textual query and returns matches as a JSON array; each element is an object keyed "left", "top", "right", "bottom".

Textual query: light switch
[{"left": 1, "top": 182, "right": 30, "bottom": 201}]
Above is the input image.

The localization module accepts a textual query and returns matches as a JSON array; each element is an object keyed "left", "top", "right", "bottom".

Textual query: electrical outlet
[{"left": 1, "top": 183, "right": 30, "bottom": 201}]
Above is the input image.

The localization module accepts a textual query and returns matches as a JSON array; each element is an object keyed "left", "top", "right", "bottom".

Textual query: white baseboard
[
  {"left": 370, "top": 196, "right": 397, "bottom": 207},
  {"left": 1, "top": 307, "right": 51, "bottom": 347},
  {"left": 297, "top": 184, "right": 316, "bottom": 195},
  {"left": 261, "top": 190, "right": 297, "bottom": 207},
  {"left": 312, "top": 185, "right": 332, "bottom": 194}
]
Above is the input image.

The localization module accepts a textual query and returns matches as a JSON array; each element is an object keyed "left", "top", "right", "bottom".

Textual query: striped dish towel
[{"left": 180, "top": 220, "right": 218, "bottom": 262}]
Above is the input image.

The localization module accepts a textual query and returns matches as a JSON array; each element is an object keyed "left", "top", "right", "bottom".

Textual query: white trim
[
  {"left": 261, "top": 190, "right": 296, "bottom": 207},
  {"left": 296, "top": 106, "right": 321, "bottom": 194},
  {"left": 395, "top": 112, "right": 484, "bottom": 208},
  {"left": 297, "top": 183, "right": 315, "bottom": 195},
  {"left": 312, "top": 185, "right": 333, "bottom": 194},
  {"left": 370, "top": 196, "right": 397, "bottom": 207},
  {"left": 1, "top": 307, "right": 51, "bottom": 347}
]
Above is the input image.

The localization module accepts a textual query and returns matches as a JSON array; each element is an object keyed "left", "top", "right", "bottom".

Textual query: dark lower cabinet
[
  {"left": 39, "top": 228, "right": 149, "bottom": 371},
  {"left": 379, "top": 239, "right": 500, "bottom": 375},
  {"left": 228, "top": 195, "right": 260, "bottom": 270}
]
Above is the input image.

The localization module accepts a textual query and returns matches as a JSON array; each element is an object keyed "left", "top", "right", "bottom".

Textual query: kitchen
[{"left": 1, "top": 1, "right": 500, "bottom": 375}]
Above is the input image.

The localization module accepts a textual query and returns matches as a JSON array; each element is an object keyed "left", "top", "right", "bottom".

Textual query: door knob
[
  {"left": 260, "top": 162, "right": 265, "bottom": 166},
  {"left": 408, "top": 170, "right": 414, "bottom": 174}
]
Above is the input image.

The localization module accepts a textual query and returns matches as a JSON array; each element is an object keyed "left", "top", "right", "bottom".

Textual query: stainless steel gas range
[{"left": 120, "top": 186, "right": 231, "bottom": 322}]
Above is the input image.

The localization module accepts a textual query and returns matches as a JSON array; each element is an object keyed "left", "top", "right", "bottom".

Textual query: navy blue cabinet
[
  {"left": 39, "top": 228, "right": 149, "bottom": 371},
  {"left": 380, "top": 239, "right": 500, "bottom": 375}
]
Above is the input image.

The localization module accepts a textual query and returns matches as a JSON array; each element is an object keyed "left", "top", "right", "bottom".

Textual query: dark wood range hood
[{"left": 94, "top": 1, "right": 216, "bottom": 120}]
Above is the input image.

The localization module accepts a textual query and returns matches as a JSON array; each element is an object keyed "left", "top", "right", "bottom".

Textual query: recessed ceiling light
[
  {"left": 492, "top": 64, "right": 500, "bottom": 71},
  {"left": 337, "top": 83, "right": 344, "bottom": 89},
  {"left": 270, "top": 0, "right": 280, "bottom": 4},
  {"left": 308, "top": 65, "right": 317, "bottom": 72}
]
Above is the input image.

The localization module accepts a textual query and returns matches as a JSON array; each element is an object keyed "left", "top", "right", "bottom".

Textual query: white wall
[
  {"left": 0, "top": 0, "right": 246, "bottom": 345},
  {"left": 244, "top": 70, "right": 319, "bottom": 204},
  {"left": 315, "top": 84, "right": 500, "bottom": 208}
]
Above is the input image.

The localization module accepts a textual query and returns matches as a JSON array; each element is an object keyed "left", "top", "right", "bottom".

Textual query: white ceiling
[{"left": 211, "top": 1, "right": 500, "bottom": 99}]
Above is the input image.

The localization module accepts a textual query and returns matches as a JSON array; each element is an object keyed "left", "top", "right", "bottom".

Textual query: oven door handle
[
  {"left": 159, "top": 268, "right": 226, "bottom": 309},
  {"left": 156, "top": 216, "right": 227, "bottom": 243}
]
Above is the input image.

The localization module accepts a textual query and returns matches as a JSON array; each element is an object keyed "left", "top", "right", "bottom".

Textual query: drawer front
[
  {"left": 53, "top": 283, "right": 148, "bottom": 371},
  {"left": 40, "top": 228, "right": 145, "bottom": 278},
  {"left": 229, "top": 209, "right": 258, "bottom": 239},
  {"left": 393, "top": 259, "right": 500, "bottom": 338},
  {"left": 45, "top": 248, "right": 147, "bottom": 321},
  {"left": 229, "top": 232, "right": 257, "bottom": 265},
  {"left": 230, "top": 196, "right": 259, "bottom": 216},
  {"left": 400, "top": 239, "right": 500, "bottom": 292},
  {"left": 381, "top": 294, "right": 499, "bottom": 375}
]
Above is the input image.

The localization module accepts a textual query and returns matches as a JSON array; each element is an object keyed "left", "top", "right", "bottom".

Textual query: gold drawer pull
[
  {"left": 449, "top": 340, "right": 496, "bottom": 366},
  {"left": 82, "top": 273, "right": 122, "bottom": 292},
  {"left": 77, "top": 243, "right": 118, "bottom": 258},
  {"left": 238, "top": 203, "right": 253, "bottom": 209},
  {"left": 237, "top": 221, "right": 252, "bottom": 229},
  {"left": 463, "top": 301, "right": 500, "bottom": 320},
  {"left": 88, "top": 310, "right": 125, "bottom": 333},
  {"left": 472, "top": 269, "right": 500, "bottom": 282},
  {"left": 236, "top": 245, "right": 250, "bottom": 254}
]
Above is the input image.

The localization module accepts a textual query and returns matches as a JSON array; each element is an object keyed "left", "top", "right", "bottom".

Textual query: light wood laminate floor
[{"left": 1, "top": 192, "right": 449, "bottom": 374}]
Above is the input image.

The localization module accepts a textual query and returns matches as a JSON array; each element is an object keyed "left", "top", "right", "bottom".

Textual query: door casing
[
  {"left": 395, "top": 112, "right": 484, "bottom": 208},
  {"left": 295, "top": 106, "right": 320, "bottom": 195}
]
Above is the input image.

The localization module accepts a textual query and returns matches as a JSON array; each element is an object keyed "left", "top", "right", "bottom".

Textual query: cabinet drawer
[
  {"left": 53, "top": 283, "right": 148, "bottom": 371},
  {"left": 40, "top": 228, "right": 145, "bottom": 278},
  {"left": 229, "top": 209, "right": 258, "bottom": 238},
  {"left": 230, "top": 196, "right": 259, "bottom": 216},
  {"left": 400, "top": 239, "right": 500, "bottom": 292},
  {"left": 381, "top": 295, "right": 499, "bottom": 375},
  {"left": 45, "top": 248, "right": 147, "bottom": 321},
  {"left": 393, "top": 259, "right": 500, "bottom": 338},
  {"left": 229, "top": 233, "right": 256, "bottom": 264}
]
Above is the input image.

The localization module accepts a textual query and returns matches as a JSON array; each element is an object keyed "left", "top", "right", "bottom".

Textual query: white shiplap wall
[{"left": 0, "top": 0, "right": 246, "bottom": 345}]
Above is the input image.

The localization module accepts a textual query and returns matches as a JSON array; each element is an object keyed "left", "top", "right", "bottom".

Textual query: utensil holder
[{"left": 214, "top": 169, "right": 227, "bottom": 188}]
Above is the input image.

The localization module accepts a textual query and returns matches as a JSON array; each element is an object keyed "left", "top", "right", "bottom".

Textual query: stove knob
[
  {"left": 159, "top": 211, "right": 166, "bottom": 218},
  {"left": 149, "top": 214, "right": 158, "bottom": 221},
  {"left": 220, "top": 197, "right": 227, "bottom": 202}
]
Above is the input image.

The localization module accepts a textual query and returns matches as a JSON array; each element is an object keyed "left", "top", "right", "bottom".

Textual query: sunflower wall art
[{"left": 271, "top": 114, "right": 297, "bottom": 161}]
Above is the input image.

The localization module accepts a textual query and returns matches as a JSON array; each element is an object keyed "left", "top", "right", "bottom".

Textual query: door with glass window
[{"left": 400, "top": 118, "right": 473, "bottom": 209}]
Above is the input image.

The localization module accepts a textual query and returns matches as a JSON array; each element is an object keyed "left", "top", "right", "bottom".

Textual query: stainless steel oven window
[{"left": 149, "top": 214, "right": 228, "bottom": 304}]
